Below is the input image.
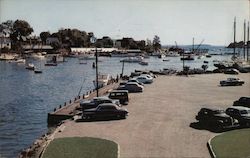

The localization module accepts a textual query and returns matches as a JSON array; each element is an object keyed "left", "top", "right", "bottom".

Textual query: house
[
  {"left": 0, "top": 36, "right": 11, "bottom": 49},
  {"left": 46, "top": 37, "right": 60, "bottom": 45}
]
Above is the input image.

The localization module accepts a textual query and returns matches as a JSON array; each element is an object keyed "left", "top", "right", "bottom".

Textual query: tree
[
  {"left": 153, "top": 35, "right": 161, "bottom": 51},
  {"left": 11, "top": 20, "right": 33, "bottom": 41},
  {"left": 40, "top": 31, "right": 50, "bottom": 44}
]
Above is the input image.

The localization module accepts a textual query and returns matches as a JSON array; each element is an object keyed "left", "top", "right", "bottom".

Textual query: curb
[
  {"left": 207, "top": 137, "right": 216, "bottom": 158},
  {"left": 117, "top": 143, "right": 120, "bottom": 158}
]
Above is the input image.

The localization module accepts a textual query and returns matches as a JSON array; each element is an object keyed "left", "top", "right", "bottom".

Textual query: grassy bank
[
  {"left": 210, "top": 128, "right": 250, "bottom": 158},
  {"left": 42, "top": 137, "right": 118, "bottom": 158}
]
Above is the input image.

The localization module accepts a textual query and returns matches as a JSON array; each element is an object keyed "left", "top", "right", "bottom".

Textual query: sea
[{"left": 0, "top": 46, "right": 236, "bottom": 157}]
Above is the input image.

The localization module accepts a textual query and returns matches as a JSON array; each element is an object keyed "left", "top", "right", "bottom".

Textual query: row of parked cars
[
  {"left": 79, "top": 73, "right": 155, "bottom": 120},
  {"left": 195, "top": 97, "right": 250, "bottom": 131}
]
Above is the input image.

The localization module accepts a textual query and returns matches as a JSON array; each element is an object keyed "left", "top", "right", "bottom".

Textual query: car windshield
[
  {"left": 213, "top": 110, "right": 224, "bottom": 114},
  {"left": 240, "top": 110, "right": 249, "bottom": 114}
]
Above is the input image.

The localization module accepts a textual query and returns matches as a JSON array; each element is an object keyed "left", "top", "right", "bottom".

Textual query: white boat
[
  {"left": 166, "top": 51, "right": 180, "bottom": 57},
  {"left": 0, "top": 54, "right": 17, "bottom": 60},
  {"left": 120, "top": 56, "right": 143, "bottom": 63},
  {"left": 31, "top": 52, "right": 46, "bottom": 59},
  {"left": 139, "top": 60, "right": 148, "bottom": 65},
  {"left": 25, "top": 63, "right": 35, "bottom": 70},
  {"left": 93, "top": 74, "right": 111, "bottom": 88}
]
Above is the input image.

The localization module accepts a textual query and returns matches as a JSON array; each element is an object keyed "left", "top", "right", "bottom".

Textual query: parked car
[
  {"left": 195, "top": 108, "right": 236, "bottom": 130},
  {"left": 82, "top": 103, "right": 129, "bottom": 120},
  {"left": 233, "top": 97, "right": 250, "bottom": 108},
  {"left": 80, "top": 96, "right": 120, "bottom": 110},
  {"left": 224, "top": 68, "right": 239, "bottom": 74},
  {"left": 108, "top": 90, "right": 129, "bottom": 105},
  {"left": 226, "top": 106, "right": 250, "bottom": 127},
  {"left": 220, "top": 78, "right": 245, "bottom": 86},
  {"left": 128, "top": 79, "right": 144, "bottom": 86},
  {"left": 117, "top": 82, "right": 144, "bottom": 93},
  {"left": 135, "top": 75, "right": 153, "bottom": 84}
]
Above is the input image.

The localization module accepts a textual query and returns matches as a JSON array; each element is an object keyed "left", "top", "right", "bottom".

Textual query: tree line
[{"left": 0, "top": 19, "right": 161, "bottom": 52}]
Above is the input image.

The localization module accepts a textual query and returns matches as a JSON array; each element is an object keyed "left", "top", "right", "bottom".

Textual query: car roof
[
  {"left": 200, "top": 107, "right": 223, "bottom": 111},
  {"left": 227, "top": 106, "right": 250, "bottom": 111},
  {"left": 98, "top": 103, "right": 118, "bottom": 107},
  {"left": 93, "top": 96, "right": 111, "bottom": 100},
  {"left": 110, "top": 90, "right": 128, "bottom": 93}
]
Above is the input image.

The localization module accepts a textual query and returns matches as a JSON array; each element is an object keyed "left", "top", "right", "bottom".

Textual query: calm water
[{"left": 0, "top": 48, "right": 233, "bottom": 157}]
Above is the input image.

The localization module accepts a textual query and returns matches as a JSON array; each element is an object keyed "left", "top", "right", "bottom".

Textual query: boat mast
[
  {"left": 192, "top": 37, "right": 194, "bottom": 53},
  {"left": 233, "top": 17, "right": 236, "bottom": 58},
  {"left": 244, "top": 20, "right": 246, "bottom": 60}
]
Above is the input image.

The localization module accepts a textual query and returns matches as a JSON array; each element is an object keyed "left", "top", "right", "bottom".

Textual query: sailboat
[{"left": 34, "top": 61, "right": 42, "bottom": 73}]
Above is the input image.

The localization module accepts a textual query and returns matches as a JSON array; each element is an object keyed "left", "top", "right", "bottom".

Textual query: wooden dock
[{"left": 47, "top": 82, "right": 119, "bottom": 125}]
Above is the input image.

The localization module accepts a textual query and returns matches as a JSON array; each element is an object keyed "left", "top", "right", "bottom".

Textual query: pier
[{"left": 47, "top": 82, "right": 120, "bottom": 125}]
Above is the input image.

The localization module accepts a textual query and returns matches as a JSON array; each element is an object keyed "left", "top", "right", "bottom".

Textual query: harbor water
[{"left": 0, "top": 47, "right": 233, "bottom": 157}]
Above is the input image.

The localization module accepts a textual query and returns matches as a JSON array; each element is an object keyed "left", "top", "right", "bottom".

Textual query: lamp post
[{"left": 90, "top": 36, "right": 99, "bottom": 97}]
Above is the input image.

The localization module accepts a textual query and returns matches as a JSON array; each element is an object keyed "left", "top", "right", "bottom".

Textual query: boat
[
  {"left": 163, "top": 59, "right": 170, "bottom": 62},
  {"left": 166, "top": 51, "right": 180, "bottom": 57},
  {"left": 205, "top": 54, "right": 212, "bottom": 58},
  {"left": 93, "top": 74, "right": 111, "bottom": 88},
  {"left": 25, "top": 63, "right": 35, "bottom": 70},
  {"left": 31, "top": 52, "right": 46, "bottom": 59},
  {"left": 45, "top": 62, "right": 57, "bottom": 66},
  {"left": 0, "top": 54, "right": 17, "bottom": 60},
  {"left": 139, "top": 60, "right": 148, "bottom": 65},
  {"left": 197, "top": 54, "right": 205, "bottom": 59},
  {"left": 120, "top": 56, "right": 143, "bottom": 63},
  {"left": 203, "top": 61, "right": 209, "bottom": 64},
  {"left": 158, "top": 54, "right": 166, "bottom": 59},
  {"left": 180, "top": 55, "right": 194, "bottom": 60},
  {"left": 34, "top": 69, "right": 42, "bottom": 73}
]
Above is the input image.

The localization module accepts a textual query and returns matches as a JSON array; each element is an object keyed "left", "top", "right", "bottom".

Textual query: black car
[
  {"left": 82, "top": 103, "right": 129, "bottom": 120},
  {"left": 233, "top": 97, "right": 250, "bottom": 108},
  {"left": 80, "top": 96, "right": 119, "bottom": 110},
  {"left": 220, "top": 78, "right": 245, "bottom": 86},
  {"left": 196, "top": 108, "right": 236, "bottom": 130},
  {"left": 108, "top": 90, "right": 129, "bottom": 105},
  {"left": 226, "top": 106, "right": 250, "bottom": 127}
]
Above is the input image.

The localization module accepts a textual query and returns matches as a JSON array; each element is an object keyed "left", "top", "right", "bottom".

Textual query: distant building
[
  {"left": 0, "top": 36, "right": 11, "bottom": 49},
  {"left": 22, "top": 44, "right": 53, "bottom": 53},
  {"left": 114, "top": 40, "right": 122, "bottom": 48},
  {"left": 46, "top": 37, "right": 60, "bottom": 45}
]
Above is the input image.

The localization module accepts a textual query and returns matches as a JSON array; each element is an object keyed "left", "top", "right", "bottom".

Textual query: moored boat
[
  {"left": 93, "top": 74, "right": 111, "bottom": 88},
  {"left": 25, "top": 63, "right": 35, "bottom": 70}
]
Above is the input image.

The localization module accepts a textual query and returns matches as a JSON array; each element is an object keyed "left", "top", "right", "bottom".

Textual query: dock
[{"left": 47, "top": 82, "right": 119, "bottom": 125}]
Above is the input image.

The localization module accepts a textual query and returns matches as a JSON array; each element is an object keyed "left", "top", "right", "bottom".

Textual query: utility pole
[
  {"left": 121, "top": 60, "right": 124, "bottom": 77},
  {"left": 90, "top": 36, "right": 99, "bottom": 97},
  {"left": 244, "top": 20, "right": 246, "bottom": 60},
  {"left": 95, "top": 47, "right": 99, "bottom": 97},
  {"left": 233, "top": 17, "right": 236, "bottom": 58}
]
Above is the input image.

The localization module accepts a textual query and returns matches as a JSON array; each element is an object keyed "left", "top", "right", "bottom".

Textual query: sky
[{"left": 0, "top": 0, "right": 249, "bottom": 46}]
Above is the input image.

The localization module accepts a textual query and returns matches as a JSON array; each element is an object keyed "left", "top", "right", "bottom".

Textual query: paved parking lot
[{"left": 55, "top": 73, "right": 250, "bottom": 157}]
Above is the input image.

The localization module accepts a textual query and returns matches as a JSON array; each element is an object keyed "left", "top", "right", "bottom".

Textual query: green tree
[
  {"left": 40, "top": 31, "right": 50, "bottom": 44},
  {"left": 153, "top": 35, "right": 161, "bottom": 51}
]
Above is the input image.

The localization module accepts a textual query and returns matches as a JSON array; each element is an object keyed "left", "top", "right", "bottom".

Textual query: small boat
[
  {"left": 34, "top": 69, "right": 42, "bottom": 73},
  {"left": 139, "top": 60, "right": 148, "bottom": 65},
  {"left": 180, "top": 55, "right": 194, "bottom": 60},
  {"left": 25, "top": 63, "right": 35, "bottom": 70},
  {"left": 120, "top": 56, "right": 143, "bottom": 63},
  {"left": 205, "top": 54, "right": 212, "bottom": 58},
  {"left": 166, "top": 51, "right": 180, "bottom": 57},
  {"left": 163, "top": 59, "right": 170, "bottom": 62},
  {"left": 203, "top": 61, "right": 209, "bottom": 64},
  {"left": 45, "top": 62, "right": 57, "bottom": 66},
  {"left": 93, "top": 74, "right": 111, "bottom": 88}
]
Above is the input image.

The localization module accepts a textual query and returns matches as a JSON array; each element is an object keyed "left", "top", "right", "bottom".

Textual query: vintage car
[
  {"left": 128, "top": 79, "right": 144, "bottom": 86},
  {"left": 135, "top": 75, "right": 153, "bottom": 84},
  {"left": 117, "top": 82, "right": 144, "bottom": 93},
  {"left": 226, "top": 106, "right": 250, "bottom": 127},
  {"left": 80, "top": 96, "right": 119, "bottom": 110},
  {"left": 220, "top": 78, "right": 245, "bottom": 86},
  {"left": 82, "top": 103, "right": 129, "bottom": 120},
  {"left": 233, "top": 97, "right": 250, "bottom": 108},
  {"left": 224, "top": 68, "right": 239, "bottom": 75},
  {"left": 108, "top": 90, "right": 129, "bottom": 105},
  {"left": 196, "top": 108, "right": 237, "bottom": 130}
]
